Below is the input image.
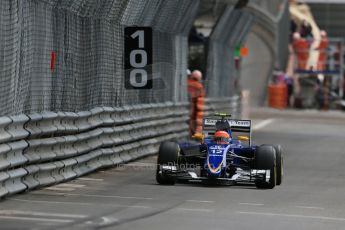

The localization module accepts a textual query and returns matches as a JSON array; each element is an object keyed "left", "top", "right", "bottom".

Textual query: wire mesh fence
[
  {"left": 205, "top": 6, "right": 253, "bottom": 98},
  {"left": 0, "top": 0, "right": 199, "bottom": 116}
]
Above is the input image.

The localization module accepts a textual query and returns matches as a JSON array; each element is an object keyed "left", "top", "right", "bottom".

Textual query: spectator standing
[{"left": 285, "top": 73, "right": 294, "bottom": 107}]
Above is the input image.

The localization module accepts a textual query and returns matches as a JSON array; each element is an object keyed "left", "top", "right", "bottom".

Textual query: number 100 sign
[{"left": 124, "top": 27, "right": 152, "bottom": 89}]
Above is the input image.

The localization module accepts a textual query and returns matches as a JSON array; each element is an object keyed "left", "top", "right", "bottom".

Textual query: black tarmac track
[{"left": 1, "top": 108, "right": 345, "bottom": 230}]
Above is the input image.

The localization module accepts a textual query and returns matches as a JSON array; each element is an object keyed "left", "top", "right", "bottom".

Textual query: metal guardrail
[{"left": 0, "top": 103, "right": 189, "bottom": 198}]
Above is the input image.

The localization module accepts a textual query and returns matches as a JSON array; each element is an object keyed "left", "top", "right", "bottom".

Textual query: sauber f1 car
[{"left": 156, "top": 113, "right": 283, "bottom": 189}]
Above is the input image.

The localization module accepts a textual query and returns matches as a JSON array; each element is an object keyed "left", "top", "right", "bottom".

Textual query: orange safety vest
[
  {"left": 187, "top": 78, "right": 205, "bottom": 135},
  {"left": 187, "top": 79, "right": 205, "bottom": 98}
]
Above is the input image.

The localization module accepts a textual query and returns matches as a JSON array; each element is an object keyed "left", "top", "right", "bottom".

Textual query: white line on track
[
  {"left": 176, "top": 208, "right": 214, "bottom": 213},
  {"left": 0, "top": 216, "right": 73, "bottom": 223},
  {"left": 9, "top": 198, "right": 96, "bottom": 206},
  {"left": 125, "top": 163, "right": 156, "bottom": 167},
  {"left": 31, "top": 191, "right": 65, "bottom": 195},
  {"left": 55, "top": 183, "right": 86, "bottom": 188},
  {"left": 9, "top": 198, "right": 153, "bottom": 209},
  {"left": 30, "top": 192, "right": 153, "bottom": 200},
  {"left": 128, "top": 205, "right": 153, "bottom": 209},
  {"left": 239, "top": 202, "right": 265, "bottom": 206},
  {"left": 44, "top": 187, "right": 75, "bottom": 192},
  {"left": 43, "top": 183, "right": 86, "bottom": 191},
  {"left": 186, "top": 200, "right": 214, "bottom": 203},
  {"left": 77, "top": 177, "right": 104, "bottom": 182},
  {"left": 296, "top": 206, "right": 325, "bottom": 210},
  {"left": 100, "top": 216, "right": 118, "bottom": 225},
  {"left": 58, "top": 193, "right": 153, "bottom": 200},
  {"left": 237, "top": 211, "right": 345, "bottom": 222},
  {"left": 0, "top": 210, "right": 86, "bottom": 218},
  {"left": 253, "top": 119, "right": 274, "bottom": 131}
]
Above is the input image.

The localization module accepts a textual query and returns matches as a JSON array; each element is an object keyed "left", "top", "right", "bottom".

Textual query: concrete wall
[{"left": 240, "top": 32, "right": 274, "bottom": 106}]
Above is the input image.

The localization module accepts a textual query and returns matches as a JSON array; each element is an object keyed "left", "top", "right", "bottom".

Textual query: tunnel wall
[
  {"left": 240, "top": 0, "right": 290, "bottom": 106},
  {"left": 205, "top": 6, "right": 253, "bottom": 99}
]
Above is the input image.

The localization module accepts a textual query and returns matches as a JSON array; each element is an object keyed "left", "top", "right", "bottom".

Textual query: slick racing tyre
[
  {"left": 254, "top": 145, "right": 277, "bottom": 189},
  {"left": 273, "top": 145, "right": 283, "bottom": 186},
  {"left": 260, "top": 144, "right": 283, "bottom": 186},
  {"left": 156, "top": 141, "right": 179, "bottom": 185}
]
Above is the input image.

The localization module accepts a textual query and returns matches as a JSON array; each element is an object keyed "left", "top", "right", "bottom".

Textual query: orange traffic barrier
[
  {"left": 317, "top": 38, "right": 329, "bottom": 71},
  {"left": 268, "top": 84, "right": 288, "bottom": 109},
  {"left": 293, "top": 38, "right": 309, "bottom": 70}
]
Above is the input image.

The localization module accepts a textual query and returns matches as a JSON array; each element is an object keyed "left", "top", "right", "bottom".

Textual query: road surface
[{"left": 1, "top": 108, "right": 345, "bottom": 230}]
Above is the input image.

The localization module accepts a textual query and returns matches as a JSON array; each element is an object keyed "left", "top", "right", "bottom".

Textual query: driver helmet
[{"left": 214, "top": 130, "right": 230, "bottom": 144}]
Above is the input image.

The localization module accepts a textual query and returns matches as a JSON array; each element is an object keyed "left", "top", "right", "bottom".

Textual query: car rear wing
[{"left": 203, "top": 118, "right": 252, "bottom": 145}]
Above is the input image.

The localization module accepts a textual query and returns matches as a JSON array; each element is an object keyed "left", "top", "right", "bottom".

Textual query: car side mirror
[
  {"left": 192, "top": 133, "right": 204, "bottom": 142},
  {"left": 237, "top": 135, "right": 249, "bottom": 141}
]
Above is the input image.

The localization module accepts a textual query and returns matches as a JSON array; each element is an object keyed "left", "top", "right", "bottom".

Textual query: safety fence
[
  {"left": 205, "top": 6, "right": 254, "bottom": 98},
  {"left": 0, "top": 103, "right": 189, "bottom": 198},
  {"left": 0, "top": 0, "right": 199, "bottom": 116},
  {"left": 204, "top": 96, "right": 241, "bottom": 117},
  {"left": 293, "top": 38, "right": 343, "bottom": 74}
]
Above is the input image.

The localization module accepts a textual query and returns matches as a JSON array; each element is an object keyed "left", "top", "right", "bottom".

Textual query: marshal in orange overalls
[{"left": 188, "top": 70, "right": 205, "bottom": 135}]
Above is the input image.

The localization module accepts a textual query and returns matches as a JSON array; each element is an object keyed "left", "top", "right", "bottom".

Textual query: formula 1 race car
[{"left": 156, "top": 113, "right": 283, "bottom": 189}]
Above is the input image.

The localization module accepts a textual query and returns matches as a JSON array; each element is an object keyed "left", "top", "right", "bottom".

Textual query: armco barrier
[
  {"left": 22, "top": 165, "right": 40, "bottom": 190},
  {"left": 0, "top": 172, "right": 9, "bottom": 197},
  {"left": 0, "top": 117, "right": 12, "bottom": 144},
  {"left": 0, "top": 102, "right": 189, "bottom": 199},
  {"left": 7, "top": 141, "right": 28, "bottom": 168},
  {"left": 5, "top": 168, "right": 27, "bottom": 195},
  {"left": 7, "top": 114, "right": 30, "bottom": 141},
  {"left": 0, "top": 144, "right": 11, "bottom": 170}
]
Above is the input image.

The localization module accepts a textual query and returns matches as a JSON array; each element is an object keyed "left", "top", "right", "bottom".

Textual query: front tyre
[
  {"left": 156, "top": 142, "right": 179, "bottom": 185},
  {"left": 254, "top": 145, "right": 277, "bottom": 189},
  {"left": 274, "top": 145, "right": 283, "bottom": 186}
]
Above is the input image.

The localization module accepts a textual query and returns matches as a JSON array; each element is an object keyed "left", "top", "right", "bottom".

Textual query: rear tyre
[
  {"left": 273, "top": 145, "right": 283, "bottom": 186},
  {"left": 254, "top": 145, "right": 276, "bottom": 189},
  {"left": 156, "top": 142, "right": 179, "bottom": 185}
]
